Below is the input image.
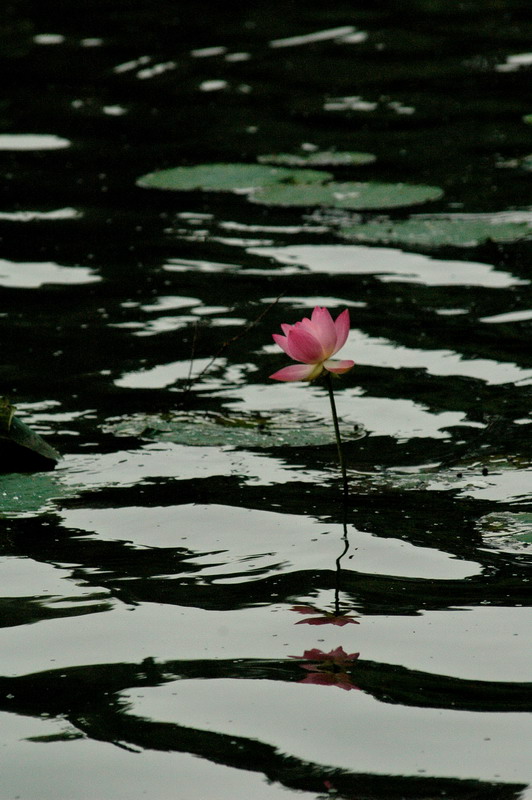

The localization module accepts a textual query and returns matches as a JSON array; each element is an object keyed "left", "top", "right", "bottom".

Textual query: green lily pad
[
  {"left": 521, "top": 155, "right": 532, "bottom": 171},
  {"left": 136, "top": 163, "right": 330, "bottom": 193},
  {"left": 477, "top": 511, "right": 532, "bottom": 550},
  {"left": 338, "top": 214, "right": 531, "bottom": 248},
  {"left": 105, "top": 410, "right": 364, "bottom": 449},
  {"left": 523, "top": 114, "right": 532, "bottom": 125},
  {"left": 258, "top": 151, "right": 376, "bottom": 168},
  {"left": 0, "top": 470, "right": 71, "bottom": 516},
  {"left": 250, "top": 181, "right": 443, "bottom": 210}
]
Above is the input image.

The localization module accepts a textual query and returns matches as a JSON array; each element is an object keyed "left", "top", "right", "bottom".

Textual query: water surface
[{"left": 1, "top": 2, "right": 531, "bottom": 798}]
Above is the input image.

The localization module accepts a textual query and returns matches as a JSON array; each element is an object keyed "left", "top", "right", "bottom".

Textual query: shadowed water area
[{"left": 1, "top": 1, "right": 532, "bottom": 798}]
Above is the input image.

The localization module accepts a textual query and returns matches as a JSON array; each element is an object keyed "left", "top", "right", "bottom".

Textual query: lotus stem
[{"left": 325, "top": 372, "right": 348, "bottom": 502}]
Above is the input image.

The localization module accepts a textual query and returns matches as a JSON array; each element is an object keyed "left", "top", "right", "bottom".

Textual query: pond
[{"left": 1, "top": 1, "right": 532, "bottom": 798}]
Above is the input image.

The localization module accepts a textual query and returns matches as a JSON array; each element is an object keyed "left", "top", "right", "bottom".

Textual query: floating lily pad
[
  {"left": 136, "top": 163, "right": 330, "bottom": 193},
  {"left": 523, "top": 114, "right": 532, "bottom": 125},
  {"left": 0, "top": 470, "right": 70, "bottom": 516},
  {"left": 258, "top": 151, "right": 376, "bottom": 167},
  {"left": 338, "top": 214, "right": 531, "bottom": 248},
  {"left": 477, "top": 511, "right": 532, "bottom": 551},
  {"left": 250, "top": 181, "right": 443, "bottom": 210},
  {"left": 0, "top": 398, "right": 60, "bottom": 472},
  {"left": 521, "top": 155, "right": 532, "bottom": 171},
  {"left": 105, "top": 410, "right": 364, "bottom": 449}
]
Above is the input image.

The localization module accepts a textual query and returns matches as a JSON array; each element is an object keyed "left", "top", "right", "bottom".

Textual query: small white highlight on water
[
  {"left": 0, "top": 134, "right": 70, "bottom": 150},
  {"left": 270, "top": 26, "right": 355, "bottom": 48},
  {"left": 33, "top": 33, "right": 65, "bottom": 45},
  {"left": 191, "top": 46, "right": 227, "bottom": 58},
  {"left": 199, "top": 80, "right": 228, "bottom": 92}
]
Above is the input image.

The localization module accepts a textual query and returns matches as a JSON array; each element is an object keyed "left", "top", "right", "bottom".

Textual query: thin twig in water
[
  {"left": 185, "top": 320, "right": 200, "bottom": 395},
  {"left": 186, "top": 291, "right": 285, "bottom": 390}
]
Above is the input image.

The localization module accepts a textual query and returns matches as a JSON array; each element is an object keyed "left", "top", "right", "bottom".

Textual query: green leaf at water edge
[
  {"left": 0, "top": 397, "right": 60, "bottom": 472},
  {"left": 250, "top": 181, "right": 443, "bottom": 210},
  {"left": 136, "top": 163, "right": 331, "bottom": 193}
]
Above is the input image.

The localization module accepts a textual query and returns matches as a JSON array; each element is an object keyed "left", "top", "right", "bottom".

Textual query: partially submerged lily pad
[
  {"left": 105, "top": 410, "right": 364, "bottom": 449},
  {"left": 0, "top": 470, "right": 70, "bottom": 515},
  {"left": 136, "top": 163, "right": 330, "bottom": 193},
  {"left": 477, "top": 511, "right": 532, "bottom": 551},
  {"left": 0, "top": 397, "right": 60, "bottom": 472},
  {"left": 258, "top": 150, "right": 376, "bottom": 167},
  {"left": 338, "top": 213, "right": 531, "bottom": 248},
  {"left": 250, "top": 181, "right": 443, "bottom": 210}
]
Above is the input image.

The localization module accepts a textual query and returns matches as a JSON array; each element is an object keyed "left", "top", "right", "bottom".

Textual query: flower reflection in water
[
  {"left": 291, "top": 647, "right": 361, "bottom": 691},
  {"left": 291, "top": 605, "right": 360, "bottom": 626}
]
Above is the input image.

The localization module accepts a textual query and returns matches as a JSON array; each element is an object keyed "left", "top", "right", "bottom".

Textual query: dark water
[{"left": 1, "top": 1, "right": 532, "bottom": 798}]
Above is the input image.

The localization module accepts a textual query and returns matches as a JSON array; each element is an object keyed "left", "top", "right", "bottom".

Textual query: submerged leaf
[
  {"left": 250, "top": 181, "right": 443, "bottom": 210},
  {"left": 136, "top": 163, "right": 330, "bottom": 193},
  {"left": 105, "top": 410, "right": 364, "bottom": 449},
  {"left": 338, "top": 214, "right": 531, "bottom": 248},
  {"left": 0, "top": 470, "right": 70, "bottom": 516},
  {"left": 478, "top": 511, "right": 532, "bottom": 551}
]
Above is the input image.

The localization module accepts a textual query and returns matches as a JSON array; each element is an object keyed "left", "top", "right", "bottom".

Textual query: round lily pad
[
  {"left": 523, "top": 114, "right": 532, "bottom": 125},
  {"left": 338, "top": 215, "right": 531, "bottom": 248},
  {"left": 250, "top": 181, "right": 443, "bottom": 210},
  {"left": 136, "top": 163, "right": 331, "bottom": 193},
  {"left": 106, "top": 410, "right": 364, "bottom": 449},
  {"left": 258, "top": 151, "right": 376, "bottom": 167}
]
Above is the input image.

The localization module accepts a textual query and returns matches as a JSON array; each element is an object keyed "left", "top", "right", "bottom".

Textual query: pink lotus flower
[
  {"left": 291, "top": 605, "right": 360, "bottom": 626},
  {"left": 269, "top": 307, "right": 355, "bottom": 382},
  {"left": 290, "top": 647, "right": 361, "bottom": 691}
]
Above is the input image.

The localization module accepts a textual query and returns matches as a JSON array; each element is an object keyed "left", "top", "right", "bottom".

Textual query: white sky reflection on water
[
  {"left": 139, "top": 295, "right": 200, "bottom": 312},
  {"left": 262, "top": 326, "right": 532, "bottom": 386},
  {"left": 0, "top": 714, "right": 296, "bottom": 800},
  {"left": 59, "top": 443, "right": 324, "bottom": 489},
  {"left": 343, "top": 330, "right": 532, "bottom": 385},
  {"left": 114, "top": 358, "right": 215, "bottom": 388},
  {"left": 126, "top": 679, "right": 532, "bottom": 784},
  {"left": 0, "top": 598, "right": 529, "bottom": 682},
  {"left": 248, "top": 244, "right": 527, "bottom": 287},
  {"left": 59, "top": 503, "right": 479, "bottom": 582},
  {"left": 0, "top": 259, "right": 99, "bottom": 288},
  {"left": 0, "top": 556, "right": 109, "bottom": 602},
  {"left": 269, "top": 26, "right": 356, "bottom": 48},
  {"left": 224, "top": 382, "right": 478, "bottom": 440},
  {"left": 0, "top": 133, "right": 70, "bottom": 150},
  {"left": 33, "top": 33, "right": 66, "bottom": 44},
  {"left": 480, "top": 309, "right": 532, "bottom": 323},
  {"left": 0, "top": 207, "right": 80, "bottom": 221}
]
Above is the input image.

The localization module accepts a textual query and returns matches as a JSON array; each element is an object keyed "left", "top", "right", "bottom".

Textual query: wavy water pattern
[{"left": 0, "top": 2, "right": 531, "bottom": 799}]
